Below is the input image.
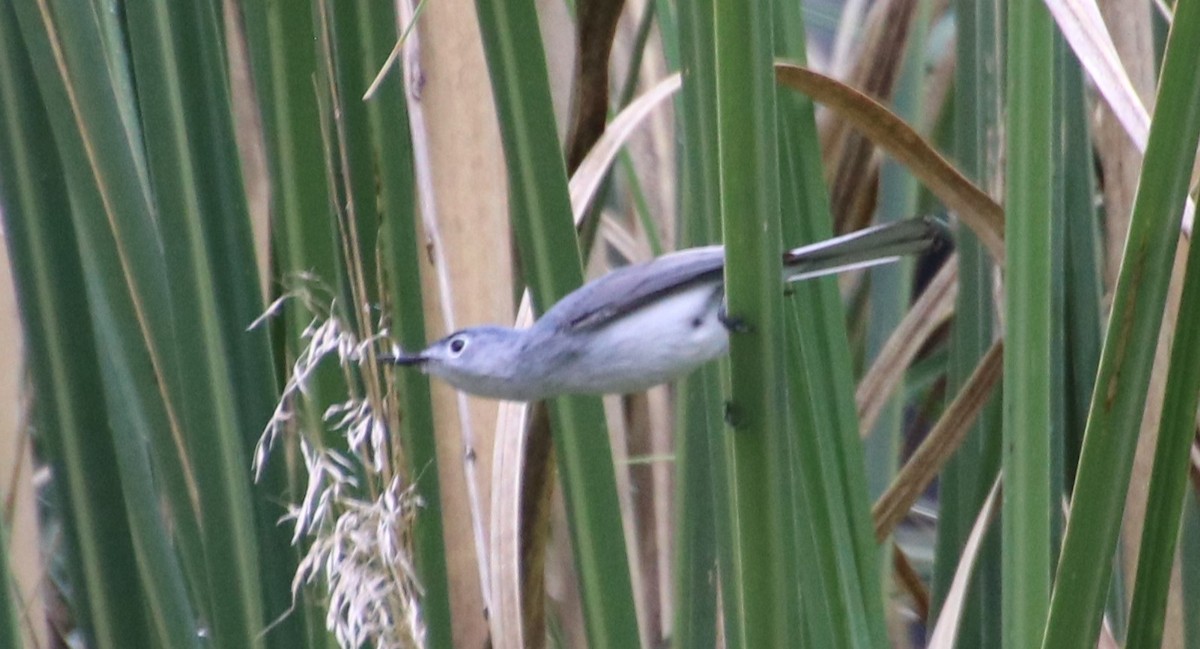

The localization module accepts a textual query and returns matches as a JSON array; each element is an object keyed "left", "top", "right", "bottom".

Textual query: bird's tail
[{"left": 781, "top": 215, "right": 950, "bottom": 282}]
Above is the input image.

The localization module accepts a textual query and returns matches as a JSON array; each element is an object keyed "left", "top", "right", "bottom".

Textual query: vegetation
[{"left": 0, "top": 0, "right": 1198, "bottom": 647}]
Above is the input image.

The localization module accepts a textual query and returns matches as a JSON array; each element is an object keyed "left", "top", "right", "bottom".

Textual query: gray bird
[{"left": 386, "top": 217, "right": 947, "bottom": 401}]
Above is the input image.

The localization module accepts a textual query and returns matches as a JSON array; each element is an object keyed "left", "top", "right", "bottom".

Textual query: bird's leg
[
  {"left": 718, "top": 304, "right": 753, "bottom": 334},
  {"left": 708, "top": 286, "right": 752, "bottom": 334},
  {"left": 724, "top": 401, "right": 743, "bottom": 428}
]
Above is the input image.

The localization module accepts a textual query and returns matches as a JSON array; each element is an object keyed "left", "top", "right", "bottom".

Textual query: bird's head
[{"left": 385, "top": 326, "right": 531, "bottom": 399}]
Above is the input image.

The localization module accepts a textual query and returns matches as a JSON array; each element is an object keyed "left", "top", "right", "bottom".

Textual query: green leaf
[
  {"left": 1002, "top": 0, "right": 1056, "bottom": 646},
  {"left": 672, "top": 0, "right": 723, "bottom": 645},
  {"left": 471, "top": 0, "right": 642, "bottom": 646},
  {"left": 1042, "top": 0, "right": 1200, "bottom": 645}
]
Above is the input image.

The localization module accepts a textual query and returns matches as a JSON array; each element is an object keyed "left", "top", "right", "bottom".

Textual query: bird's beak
[{"left": 380, "top": 352, "right": 427, "bottom": 366}]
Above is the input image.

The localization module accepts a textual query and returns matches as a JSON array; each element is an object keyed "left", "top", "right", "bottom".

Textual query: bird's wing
[{"left": 540, "top": 245, "right": 726, "bottom": 332}]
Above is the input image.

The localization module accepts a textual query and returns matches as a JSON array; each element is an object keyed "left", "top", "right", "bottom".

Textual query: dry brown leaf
[
  {"left": 858, "top": 258, "right": 958, "bottom": 437},
  {"left": 1045, "top": 0, "right": 1149, "bottom": 149},
  {"left": 1044, "top": 0, "right": 1195, "bottom": 234},
  {"left": 822, "top": 0, "right": 921, "bottom": 231},
  {"left": 488, "top": 398, "right": 534, "bottom": 649},
  {"left": 927, "top": 476, "right": 1002, "bottom": 648},
  {"left": 873, "top": 340, "right": 1003, "bottom": 541},
  {"left": 564, "top": 0, "right": 628, "bottom": 173},
  {"left": 775, "top": 64, "right": 1006, "bottom": 262},
  {"left": 569, "top": 73, "right": 681, "bottom": 217},
  {"left": 893, "top": 544, "right": 931, "bottom": 624}
]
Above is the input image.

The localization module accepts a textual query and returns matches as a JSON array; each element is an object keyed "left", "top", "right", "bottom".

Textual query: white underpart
[{"left": 552, "top": 282, "right": 729, "bottom": 395}]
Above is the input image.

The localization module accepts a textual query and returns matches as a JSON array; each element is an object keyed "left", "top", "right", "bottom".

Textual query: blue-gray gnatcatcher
[{"left": 387, "top": 217, "right": 948, "bottom": 400}]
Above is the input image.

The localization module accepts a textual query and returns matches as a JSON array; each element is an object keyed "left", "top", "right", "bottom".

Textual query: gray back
[{"left": 538, "top": 245, "right": 725, "bottom": 332}]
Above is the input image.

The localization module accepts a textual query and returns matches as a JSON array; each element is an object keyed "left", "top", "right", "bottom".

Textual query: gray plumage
[{"left": 387, "top": 216, "right": 948, "bottom": 400}]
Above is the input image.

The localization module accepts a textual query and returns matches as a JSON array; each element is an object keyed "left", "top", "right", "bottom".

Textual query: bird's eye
[{"left": 448, "top": 337, "right": 467, "bottom": 355}]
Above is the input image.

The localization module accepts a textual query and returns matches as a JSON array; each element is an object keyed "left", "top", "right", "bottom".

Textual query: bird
[{"left": 384, "top": 217, "right": 948, "bottom": 401}]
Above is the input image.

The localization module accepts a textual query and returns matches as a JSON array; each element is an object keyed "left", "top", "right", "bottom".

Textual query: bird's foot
[
  {"left": 718, "top": 306, "right": 752, "bottom": 334},
  {"left": 724, "top": 401, "right": 741, "bottom": 428}
]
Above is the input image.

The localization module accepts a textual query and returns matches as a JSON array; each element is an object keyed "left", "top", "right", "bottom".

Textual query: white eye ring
[{"left": 448, "top": 337, "right": 468, "bottom": 355}]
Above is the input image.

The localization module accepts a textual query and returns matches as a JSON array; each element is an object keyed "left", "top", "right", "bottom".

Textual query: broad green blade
[
  {"left": 1002, "top": 0, "right": 1055, "bottom": 646},
  {"left": 672, "top": 0, "right": 723, "bottom": 644},
  {"left": 774, "top": 6, "right": 890, "bottom": 646},
  {"left": 472, "top": 0, "right": 641, "bottom": 646},
  {"left": 329, "top": 2, "right": 454, "bottom": 644},
  {"left": 714, "top": 0, "right": 801, "bottom": 646},
  {"left": 933, "top": 0, "right": 1003, "bottom": 644},
  {"left": 1043, "top": 0, "right": 1200, "bottom": 645}
]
